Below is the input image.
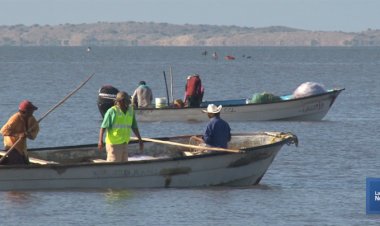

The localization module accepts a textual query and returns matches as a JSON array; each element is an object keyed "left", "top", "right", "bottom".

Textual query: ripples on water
[{"left": 0, "top": 47, "right": 380, "bottom": 225}]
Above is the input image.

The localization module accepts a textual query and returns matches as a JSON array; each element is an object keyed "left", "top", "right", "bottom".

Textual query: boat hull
[
  {"left": 135, "top": 89, "right": 344, "bottom": 122},
  {"left": 0, "top": 133, "right": 297, "bottom": 191}
]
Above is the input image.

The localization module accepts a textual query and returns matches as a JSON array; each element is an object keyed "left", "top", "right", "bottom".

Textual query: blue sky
[{"left": 1, "top": 0, "right": 379, "bottom": 32}]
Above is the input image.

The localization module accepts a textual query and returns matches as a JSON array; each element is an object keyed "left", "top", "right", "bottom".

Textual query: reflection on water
[
  {"left": 104, "top": 189, "right": 134, "bottom": 203},
  {"left": 4, "top": 191, "right": 33, "bottom": 205}
]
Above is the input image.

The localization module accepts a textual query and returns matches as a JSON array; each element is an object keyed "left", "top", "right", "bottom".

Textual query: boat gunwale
[{"left": 0, "top": 133, "right": 295, "bottom": 169}]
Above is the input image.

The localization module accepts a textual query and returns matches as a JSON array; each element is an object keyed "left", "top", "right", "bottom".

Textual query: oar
[
  {"left": 131, "top": 137, "right": 242, "bottom": 153},
  {"left": 0, "top": 73, "right": 95, "bottom": 163}
]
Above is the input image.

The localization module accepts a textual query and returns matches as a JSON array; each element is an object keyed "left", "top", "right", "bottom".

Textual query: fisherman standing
[
  {"left": 184, "top": 74, "right": 204, "bottom": 107},
  {"left": 132, "top": 81, "right": 153, "bottom": 108},
  {"left": 98, "top": 91, "right": 143, "bottom": 162}
]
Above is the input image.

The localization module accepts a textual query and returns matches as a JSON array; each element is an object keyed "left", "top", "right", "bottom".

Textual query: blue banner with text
[{"left": 366, "top": 178, "right": 380, "bottom": 214}]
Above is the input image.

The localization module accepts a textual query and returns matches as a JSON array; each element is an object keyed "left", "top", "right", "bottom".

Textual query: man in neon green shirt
[{"left": 98, "top": 91, "right": 143, "bottom": 162}]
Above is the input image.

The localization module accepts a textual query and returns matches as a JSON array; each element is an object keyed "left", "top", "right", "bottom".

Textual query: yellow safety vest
[{"left": 105, "top": 106, "right": 134, "bottom": 144}]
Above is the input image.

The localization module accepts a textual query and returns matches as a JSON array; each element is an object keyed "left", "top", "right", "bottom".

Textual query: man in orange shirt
[{"left": 0, "top": 100, "right": 39, "bottom": 165}]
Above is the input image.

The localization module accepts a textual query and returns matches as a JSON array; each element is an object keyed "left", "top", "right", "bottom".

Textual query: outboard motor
[{"left": 97, "top": 85, "right": 119, "bottom": 117}]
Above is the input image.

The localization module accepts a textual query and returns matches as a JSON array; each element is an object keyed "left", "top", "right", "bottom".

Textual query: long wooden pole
[
  {"left": 163, "top": 71, "right": 170, "bottom": 106},
  {"left": 169, "top": 66, "right": 173, "bottom": 103},
  {"left": 0, "top": 73, "right": 95, "bottom": 163},
  {"left": 131, "top": 137, "right": 242, "bottom": 153}
]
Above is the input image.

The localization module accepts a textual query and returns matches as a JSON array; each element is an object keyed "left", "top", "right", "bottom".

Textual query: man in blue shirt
[{"left": 201, "top": 104, "right": 231, "bottom": 148}]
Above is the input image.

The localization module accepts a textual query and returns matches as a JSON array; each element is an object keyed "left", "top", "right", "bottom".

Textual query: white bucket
[{"left": 155, "top": 97, "right": 167, "bottom": 108}]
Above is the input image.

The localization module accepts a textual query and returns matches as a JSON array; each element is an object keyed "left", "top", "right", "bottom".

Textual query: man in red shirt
[{"left": 184, "top": 74, "right": 204, "bottom": 107}]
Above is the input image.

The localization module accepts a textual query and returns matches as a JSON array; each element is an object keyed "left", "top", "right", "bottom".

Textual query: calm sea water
[{"left": 0, "top": 46, "right": 379, "bottom": 225}]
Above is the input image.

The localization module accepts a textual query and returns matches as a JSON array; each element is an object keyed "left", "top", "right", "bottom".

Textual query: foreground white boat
[
  {"left": 0, "top": 132, "right": 297, "bottom": 191},
  {"left": 134, "top": 88, "right": 344, "bottom": 122}
]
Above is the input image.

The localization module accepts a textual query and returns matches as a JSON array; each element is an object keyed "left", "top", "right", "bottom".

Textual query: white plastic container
[{"left": 155, "top": 97, "right": 167, "bottom": 108}]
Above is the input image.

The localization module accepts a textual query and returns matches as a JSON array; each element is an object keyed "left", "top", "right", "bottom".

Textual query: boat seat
[
  {"left": 29, "top": 157, "right": 58, "bottom": 165},
  {"left": 91, "top": 159, "right": 108, "bottom": 163},
  {"left": 183, "top": 151, "right": 194, "bottom": 156},
  {"left": 91, "top": 155, "right": 170, "bottom": 163}
]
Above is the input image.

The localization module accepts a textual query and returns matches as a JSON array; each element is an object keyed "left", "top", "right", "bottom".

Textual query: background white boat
[
  {"left": 134, "top": 88, "right": 344, "bottom": 122},
  {"left": 0, "top": 132, "right": 297, "bottom": 191}
]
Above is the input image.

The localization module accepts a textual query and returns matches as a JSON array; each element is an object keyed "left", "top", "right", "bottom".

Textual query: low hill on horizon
[{"left": 1, "top": 21, "right": 380, "bottom": 47}]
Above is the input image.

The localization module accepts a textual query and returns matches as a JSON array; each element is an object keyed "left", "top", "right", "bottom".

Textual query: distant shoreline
[{"left": 0, "top": 21, "right": 379, "bottom": 47}]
